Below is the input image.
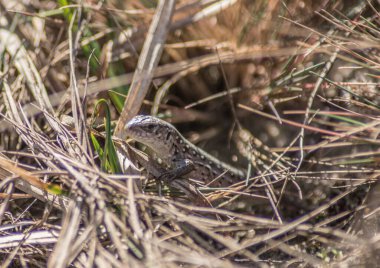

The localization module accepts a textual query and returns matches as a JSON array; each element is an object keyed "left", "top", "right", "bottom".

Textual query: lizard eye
[{"left": 145, "top": 124, "right": 155, "bottom": 131}]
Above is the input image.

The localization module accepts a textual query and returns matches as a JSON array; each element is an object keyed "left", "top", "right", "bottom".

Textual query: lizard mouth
[{"left": 125, "top": 117, "right": 143, "bottom": 136}]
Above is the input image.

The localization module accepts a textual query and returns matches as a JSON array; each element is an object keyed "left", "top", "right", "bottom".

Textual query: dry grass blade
[
  {"left": 115, "top": 0, "right": 176, "bottom": 138},
  {"left": 0, "top": 230, "right": 59, "bottom": 249},
  {"left": 48, "top": 200, "right": 82, "bottom": 267}
]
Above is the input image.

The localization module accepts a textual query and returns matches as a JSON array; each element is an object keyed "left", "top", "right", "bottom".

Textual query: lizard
[{"left": 124, "top": 115, "right": 246, "bottom": 188}]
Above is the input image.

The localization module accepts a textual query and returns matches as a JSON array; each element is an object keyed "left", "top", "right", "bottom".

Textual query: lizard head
[{"left": 125, "top": 115, "right": 179, "bottom": 159}]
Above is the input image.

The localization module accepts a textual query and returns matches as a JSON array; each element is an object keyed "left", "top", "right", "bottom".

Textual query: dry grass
[{"left": 0, "top": 0, "right": 379, "bottom": 267}]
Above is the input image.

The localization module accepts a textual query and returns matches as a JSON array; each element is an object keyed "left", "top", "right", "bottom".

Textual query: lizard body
[{"left": 125, "top": 115, "right": 245, "bottom": 187}]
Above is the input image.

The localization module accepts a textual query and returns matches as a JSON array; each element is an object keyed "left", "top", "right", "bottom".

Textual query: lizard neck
[{"left": 149, "top": 128, "right": 186, "bottom": 166}]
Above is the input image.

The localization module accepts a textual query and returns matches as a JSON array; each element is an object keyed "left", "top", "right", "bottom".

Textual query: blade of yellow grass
[
  {"left": 0, "top": 157, "right": 69, "bottom": 210},
  {"left": 0, "top": 157, "right": 47, "bottom": 190},
  {"left": 0, "top": 193, "right": 32, "bottom": 199}
]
